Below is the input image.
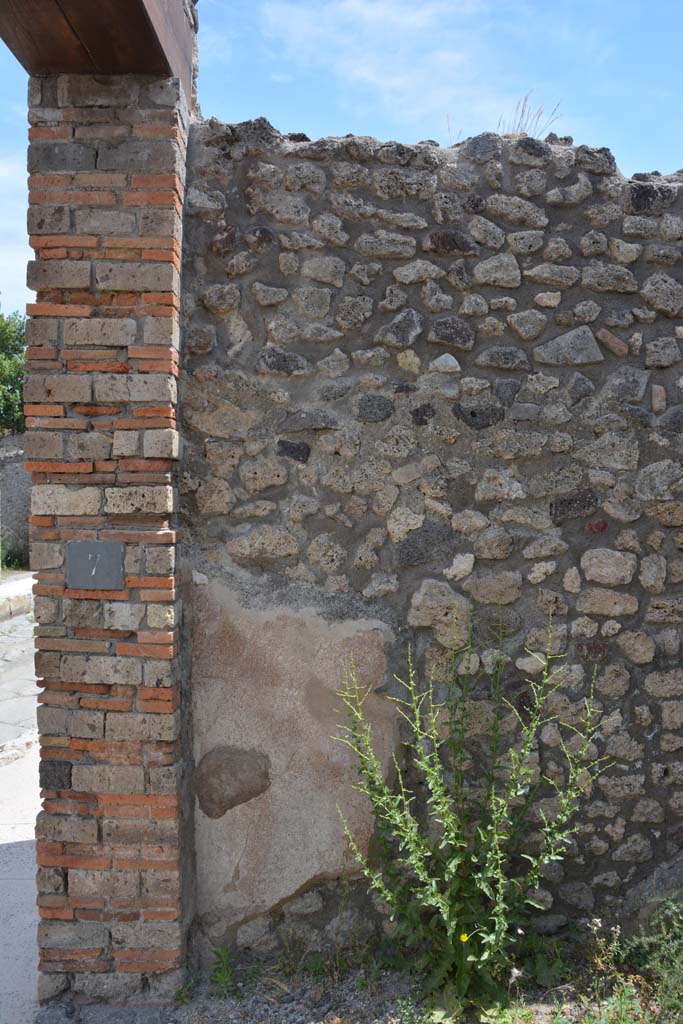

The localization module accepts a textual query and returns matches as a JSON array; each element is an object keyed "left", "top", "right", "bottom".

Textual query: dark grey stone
[
  {"left": 280, "top": 410, "right": 339, "bottom": 432},
  {"left": 447, "top": 260, "right": 470, "bottom": 290},
  {"left": 396, "top": 519, "right": 453, "bottom": 567},
  {"left": 357, "top": 394, "right": 395, "bottom": 422},
  {"left": 277, "top": 440, "right": 311, "bottom": 463},
  {"left": 186, "top": 325, "right": 216, "bottom": 355},
  {"left": 410, "top": 403, "right": 436, "bottom": 426},
  {"left": 317, "top": 381, "right": 353, "bottom": 401},
  {"left": 195, "top": 746, "right": 271, "bottom": 817},
  {"left": 463, "top": 193, "right": 486, "bottom": 213},
  {"left": 658, "top": 405, "right": 683, "bottom": 432},
  {"left": 66, "top": 541, "right": 124, "bottom": 592},
  {"left": 576, "top": 145, "right": 616, "bottom": 175},
  {"left": 475, "top": 346, "right": 530, "bottom": 371},
  {"left": 452, "top": 402, "right": 505, "bottom": 430},
  {"left": 494, "top": 379, "right": 522, "bottom": 406},
  {"left": 374, "top": 307, "right": 424, "bottom": 349},
  {"left": 465, "top": 132, "right": 502, "bottom": 164},
  {"left": 255, "top": 346, "right": 311, "bottom": 376},
  {"left": 39, "top": 760, "right": 72, "bottom": 790},
  {"left": 628, "top": 180, "right": 677, "bottom": 214},
  {"left": 422, "top": 229, "right": 478, "bottom": 256},
  {"left": 604, "top": 308, "right": 634, "bottom": 327},
  {"left": 475, "top": 607, "right": 523, "bottom": 642},
  {"left": 510, "top": 136, "right": 551, "bottom": 166},
  {"left": 623, "top": 404, "right": 653, "bottom": 428},
  {"left": 550, "top": 488, "right": 598, "bottom": 525},
  {"left": 429, "top": 315, "right": 476, "bottom": 350},
  {"left": 28, "top": 205, "right": 71, "bottom": 234},
  {"left": 601, "top": 367, "right": 650, "bottom": 402},
  {"left": 534, "top": 325, "right": 604, "bottom": 365},
  {"left": 28, "top": 142, "right": 95, "bottom": 174},
  {"left": 566, "top": 372, "right": 595, "bottom": 404},
  {"left": 575, "top": 639, "right": 610, "bottom": 663},
  {"left": 97, "top": 140, "right": 179, "bottom": 174}
]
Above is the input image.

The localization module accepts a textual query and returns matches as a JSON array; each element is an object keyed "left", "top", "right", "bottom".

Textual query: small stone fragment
[
  {"left": 473, "top": 253, "right": 521, "bottom": 288},
  {"left": 534, "top": 326, "right": 604, "bottom": 366}
]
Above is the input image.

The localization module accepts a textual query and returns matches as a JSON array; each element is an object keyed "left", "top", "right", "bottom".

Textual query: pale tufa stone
[
  {"left": 387, "top": 507, "right": 425, "bottom": 543},
  {"left": 407, "top": 579, "right": 470, "bottom": 648},
  {"left": 474, "top": 468, "right": 525, "bottom": 502},
  {"left": 472, "top": 253, "right": 521, "bottom": 288},
  {"left": 516, "top": 652, "right": 547, "bottom": 675},
  {"left": 576, "top": 588, "right": 639, "bottom": 616},
  {"left": 443, "top": 553, "right": 475, "bottom": 581},
  {"left": 527, "top": 561, "right": 557, "bottom": 584},
  {"left": 226, "top": 526, "right": 300, "bottom": 563},
  {"left": 580, "top": 548, "right": 637, "bottom": 586},
  {"left": 461, "top": 570, "right": 523, "bottom": 605},
  {"left": 639, "top": 553, "right": 667, "bottom": 594}
]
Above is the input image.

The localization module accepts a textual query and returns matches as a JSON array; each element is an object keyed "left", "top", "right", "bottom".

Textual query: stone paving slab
[
  {"left": 0, "top": 570, "right": 33, "bottom": 623},
  {"left": 0, "top": 744, "right": 41, "bottom": 1023},
  {"left": 0, "top": 612, "right": 39, "bottom": 748}
]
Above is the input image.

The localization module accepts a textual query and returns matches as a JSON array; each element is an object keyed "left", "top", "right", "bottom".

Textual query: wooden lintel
[{"left": 0, "top": 0, "right": 194, "bottom": 100}]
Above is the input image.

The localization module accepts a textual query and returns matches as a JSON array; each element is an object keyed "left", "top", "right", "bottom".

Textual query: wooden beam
[
  {"left": 0, "top": 0, "right": 194, "bottom": 99},
  {"left": 0, "top": 0, "right": 96, "bottom": 73},
  {"left": 57, "top": 0, "right": 172, "bottom": 76},
  {"left": 141, "top": 0, "right": 195, "bottom": 97}
]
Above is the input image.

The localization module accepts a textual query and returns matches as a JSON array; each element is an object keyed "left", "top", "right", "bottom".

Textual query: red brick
[{"left": 26, "top": 461, "right": 94, "bottom": 474}]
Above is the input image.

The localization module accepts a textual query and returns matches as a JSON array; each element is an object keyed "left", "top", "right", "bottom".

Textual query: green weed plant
[{"left": 338, "top": 620, "right": 605, "bottom": 1009}]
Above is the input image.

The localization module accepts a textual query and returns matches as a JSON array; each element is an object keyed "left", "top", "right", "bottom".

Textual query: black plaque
[{"left": 66, "top": 540, "right": 125, "bottom": 591}]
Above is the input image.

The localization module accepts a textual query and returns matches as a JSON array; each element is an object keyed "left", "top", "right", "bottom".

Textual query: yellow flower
[{"left": 459, "top": 933, "right": 468, "bottom": 943}]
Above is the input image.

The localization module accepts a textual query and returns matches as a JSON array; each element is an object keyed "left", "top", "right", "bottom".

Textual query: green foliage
[
  {"left": 243, "top": 962, "right": 263, "bottom": 983},
  {"left": 173, "top": 980, "right": 192, "bottom": 1005},
  {"left": 0, "top": 313, "right": 25, "bottom": 435},
  {"left": 337, "top": 622, "right": 606, "bottom": 1007},
  {"left": 305, "top": 949, "right": 351, "bottom": 984},
  {"left": 479, "top": 1003, "right": 533, "bottom": 1024},
  {"left": 306, "top": 952, "right": 328, "bottom": 983},
  {"left": 394, "top": 996, "right": 433, "bottom": 1024},
  {"left": 0, "top": 545, "right": 25, "bottom": 570},
  {"left": 210, "top": 946, "right": 241, "bottom": 999},
  {"left": 550, "top": 982, "right": 656, "bottom": 1024},
  {"left": 623, "top": 901, "right": 683, "bottom": 1023},
  {"left": 518, "top": 932, "right": 569, "bottom": 989}
]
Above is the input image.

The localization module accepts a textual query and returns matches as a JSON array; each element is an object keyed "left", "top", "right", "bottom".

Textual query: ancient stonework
[
  {"left": 21, "top": 36, "right": 683, "bottom": 1002},
  {"left": 180, "top": 121, "right": 683, "bottom": 943}
]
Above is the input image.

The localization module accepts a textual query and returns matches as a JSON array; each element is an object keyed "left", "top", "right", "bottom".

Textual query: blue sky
[{"left": 1, "top": 0, "right": 682, "bottom": 315}]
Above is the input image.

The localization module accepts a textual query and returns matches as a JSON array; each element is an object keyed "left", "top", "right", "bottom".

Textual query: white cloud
[
  {"left": 0, "top": 152, "right": 31, "bottom": 316},
  {"left": 260, "top": 0, "right": 528, "bottom": 141}
]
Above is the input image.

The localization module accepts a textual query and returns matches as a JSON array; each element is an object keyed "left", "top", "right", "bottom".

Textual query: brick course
[{"left": 26, "top": 74, "right": 188, "bottom": 1004}]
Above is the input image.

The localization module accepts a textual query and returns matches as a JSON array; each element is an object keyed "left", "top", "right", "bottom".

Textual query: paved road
[
  {"left": 0, "top": 745, "right": 41, "bottom": 1023},
  {"left": 0, "top": 611, "right": 39, "bottom": 745},
  {"left": 0, "top": 612, "right": 40, "bottom": 1022}
]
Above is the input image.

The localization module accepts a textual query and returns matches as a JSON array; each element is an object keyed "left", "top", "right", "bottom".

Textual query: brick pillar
[{"left": 25, "top": 74, "right": 189, "bottom": 1004}]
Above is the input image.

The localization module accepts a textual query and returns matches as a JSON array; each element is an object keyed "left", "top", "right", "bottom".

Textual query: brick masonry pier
[{"left": 25, "top": 73, "right": 189, "bottom": 1003}]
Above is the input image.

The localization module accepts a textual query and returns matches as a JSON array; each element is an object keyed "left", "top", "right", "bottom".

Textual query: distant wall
[
  {"left": 181, "top": 121, "right": 683, "bottom": 949},
  {"left": 0, "top": 433, "right": 29, "bottom": 563}
]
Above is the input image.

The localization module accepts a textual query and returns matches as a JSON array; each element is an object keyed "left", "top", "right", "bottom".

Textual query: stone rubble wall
[
  {"left": 26, "top": 73, "right": 189, "bottom": 1003},
  {"left": 0, "top": 433, "right": 31, "bottom": 562},
  {"left": 181, "top": 120, "right": 683, "bottom": 946}
]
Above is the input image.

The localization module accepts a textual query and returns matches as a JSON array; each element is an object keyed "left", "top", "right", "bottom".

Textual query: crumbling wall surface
[
  {"left": 0, "top": 433, "right": 30, "bottom": 562},
  {"left": 181, "top": 120, "right": 683, "bottom": 946}
]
